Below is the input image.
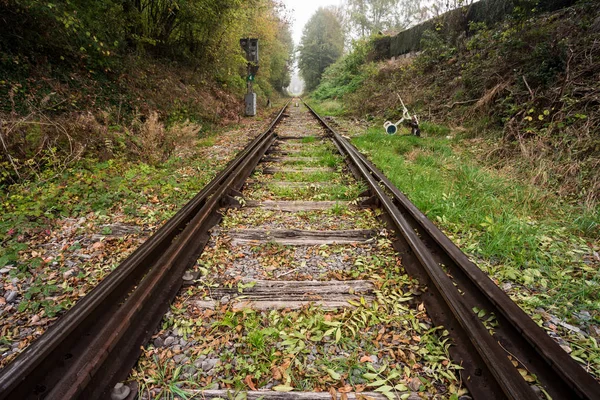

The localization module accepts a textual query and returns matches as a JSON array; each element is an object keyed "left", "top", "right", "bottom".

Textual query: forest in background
[
  {"left": 0, "top": 0, "right": 293, "bottom": 185},
  {"left": 297, "top": 0, "right": 480, "bottom": 91}
]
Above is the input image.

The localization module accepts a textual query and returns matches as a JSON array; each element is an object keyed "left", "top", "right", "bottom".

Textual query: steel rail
[
  {"left": 304, "top": 101, "right": 600, "bottom": 399},
  {"left": 346, "top": 143, "right": 600, "bottom": 399},
  {"left": 0, "top": 102, "right": 290, "bottom": 400}
]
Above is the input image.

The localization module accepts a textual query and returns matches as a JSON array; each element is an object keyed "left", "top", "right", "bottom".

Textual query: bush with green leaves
[{"left": 312, "top": 38, "right": 378, "bottom": 101}]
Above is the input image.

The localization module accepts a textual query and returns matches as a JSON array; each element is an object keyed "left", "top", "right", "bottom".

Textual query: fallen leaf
[
  {"left": 273, "top": 385, "right": 294, "bottom": 392},
  {"left": 327, "top": 368, "right": 341, "bottom": 380},
  {"left": 244, "top": 374, "right": 257, "bottom": 390},
  {"left": 338, "top": 385, "right": 353, "bottom": 393},
  {"left": 329, "top": 387, "right": 337, "bottom": 400}
]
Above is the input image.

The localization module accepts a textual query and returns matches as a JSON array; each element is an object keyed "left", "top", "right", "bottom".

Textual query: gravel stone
[
  {"left": 111, "top": 383, "right": 131, "bottom": 400},
  {"left": 153, "top": 338, "right": 164, "bottom": 348},
  {"left": 163, "top": 336, "right": 176, "bottom": 346},
  {"left": 560, "top": 344, "right": 572, "bottom": 353},
  {"left": 201, "top": 358, "right": 219, "bottom": 371},
  {"left": 576, "top": 310, "right": 592, "bottom": 322},
  {"left": 173, "top": 354, "right": 186, "bottom": 364},
  {"left": 408, "top": 378, "right": 421, "bottom": 391},
  {"left": 5, "top": 291, "right": 17, "bottom": 303},
  {"left": 183, "top": 365, "right": 197, "bottom": 374}
]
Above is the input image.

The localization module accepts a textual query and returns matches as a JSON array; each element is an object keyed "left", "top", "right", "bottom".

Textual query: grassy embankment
[{"left": 310, "top": 112, "right": 600, "bottom": 377}]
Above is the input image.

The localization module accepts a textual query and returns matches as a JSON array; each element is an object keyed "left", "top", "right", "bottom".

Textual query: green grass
[
  {"left": 301, "top": 136, "right": 317, "bottom": 143},
  {"left": 0, "top": 129, "right": 227, "bottom": 319},
  {"left": 352, "top": 128, "right": 600, "bottom": 322},
  {"left": 137, "top": 355, "right": 199, "bottom": 400},
  {"left": 306, "top": 99, "right": 346, "bottom": 117},
  {"left": 280, "top": 153, "right": 344, "bottom": 168},
  {"left": 245, "top": 180, "right": 366, "bottom": 201},
  {"left": 197, "top": 137, "right": 216, "bottom": 147},
  {"left": 272, "top": 171, "right": 339, "bottom": 183},
  {"left": 280, "top": 143, "right": 336, "bottom": 159},
  {"left": 420, "top": 121, "right": 452, "bottom": 137},
  {"left": 265, "top": 182, "right": 365, "bottom": 201}
]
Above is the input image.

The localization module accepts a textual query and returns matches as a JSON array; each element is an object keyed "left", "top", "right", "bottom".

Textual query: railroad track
[{"left": 0, "top": 100, "right": 598, "bottom": 400}]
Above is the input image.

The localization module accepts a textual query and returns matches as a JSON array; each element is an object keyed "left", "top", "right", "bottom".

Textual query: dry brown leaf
[
  {"left": 328, "top": 386, "right": 337, "bottom": 400},
  {"left": 338, "top": 385, "right": 353, "bottom": 393},
  {"left": 244, "top": 374, "right": 257, "bottom": 390}
]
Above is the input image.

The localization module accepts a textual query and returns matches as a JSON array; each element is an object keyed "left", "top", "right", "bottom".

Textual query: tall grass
[{"left": 352, "top": 128, "right": 600, "bottom": 317}]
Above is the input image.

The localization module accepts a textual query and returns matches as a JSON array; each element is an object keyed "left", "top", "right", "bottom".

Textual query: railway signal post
[{"left": 240, "top": 38, "right": 259, "bottom": 116}]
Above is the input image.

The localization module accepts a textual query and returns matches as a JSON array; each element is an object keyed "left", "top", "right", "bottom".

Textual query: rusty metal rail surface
[
  {"left": 304, "top": 101, "right": 600, "bottom": 400},
  {"left": 0, "top": 102, "right": 290, "bottom": 400}
]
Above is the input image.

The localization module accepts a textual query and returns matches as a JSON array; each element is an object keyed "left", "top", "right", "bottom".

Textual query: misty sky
[
  {"left": 282, "top": 0, "right": 345, "bottom": 93},
  {"left": 282, "top": 0, "right": 345, "bottom": 45}
]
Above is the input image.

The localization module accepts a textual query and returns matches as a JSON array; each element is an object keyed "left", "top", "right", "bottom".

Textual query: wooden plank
[
  {"left": 188, "top": 390, "right": 402, "bottom": 399},
  {"left": 266, "top": 181, "right": 332, "bottom": 188},
  {"left": 273, "top": 142, "right": 308, "bottom": 148},
  {"left": 244, "top": 200, "right": 351, "bottom": 211},
  {"left": 268, "top": 150, "right": 304, "bottom": 156},
  {"left": 191, "top": 280, "right": 375, "bottom": 310},
  {"left": 262, "top": 167, "right": 334, "bottom": 174},
  {"left": 228, "top": 229, "right": 376, "bottom": 245},
  {"left": 193, "top": 299, "right": 359, "bottom": 311},
  {"left": 244, "top": 180, "right": 334, "bottom": 187},
  {"left": 244, "top": 180, "right": 332, "bottom": 187},
  {"left": 214, "top": 279, "right": 374, "bottom": 295},
  {"left": 277, "top": 135, "right": 321, "bottom": 140},
  {"left": 262, "top": 156, "right": 319, "bottom": 163}
]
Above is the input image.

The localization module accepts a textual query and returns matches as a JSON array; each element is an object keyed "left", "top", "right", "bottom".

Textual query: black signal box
[{"left": 240, "top": 38, "right": 259, "bottom": 64}]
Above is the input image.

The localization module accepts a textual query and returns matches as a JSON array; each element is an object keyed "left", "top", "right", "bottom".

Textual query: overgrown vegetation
[
  {"left": 0, "top": 117, "right": 272, "bottom": 367},
  {"left": 348, "top": 129, "right": 600, "bottom": 376},
  {"left": 133, "top": 224, "right": 464, "bottom": 398},
  {"left": 0, "top": 0, "right": 293, "bottom": 185},
  {"left": 312, "top": 0, "right": 600, "bottom": 209},
  {"left": 308, "top": 0, "right": 600, "bottom": 377},
  {"left": 311, "top": 39, "right": 376, "bottom": 101}
]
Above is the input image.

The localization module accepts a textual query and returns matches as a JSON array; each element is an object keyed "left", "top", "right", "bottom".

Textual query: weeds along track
[{"left": 0, "top": 101, "right": 598, "bottom": 400}]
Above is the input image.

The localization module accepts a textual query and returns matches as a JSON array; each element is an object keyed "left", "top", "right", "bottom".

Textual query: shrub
[
  {"left": 127, "top": 112, "right": 201, "bottom": 166},
  {"left": 312, "top": 38, "right": 378, "bottom": 101}
]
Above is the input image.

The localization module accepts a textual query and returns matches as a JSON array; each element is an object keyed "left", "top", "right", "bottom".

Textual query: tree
[
  {"left": 268, "top": 21, "right": 294, "bottom": 93},
  {"left": 345, "top": 0, "right": 423, "bottom": 37},
  {"left": 298, "top": 7, "right": 345, "bottom": 91}
]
